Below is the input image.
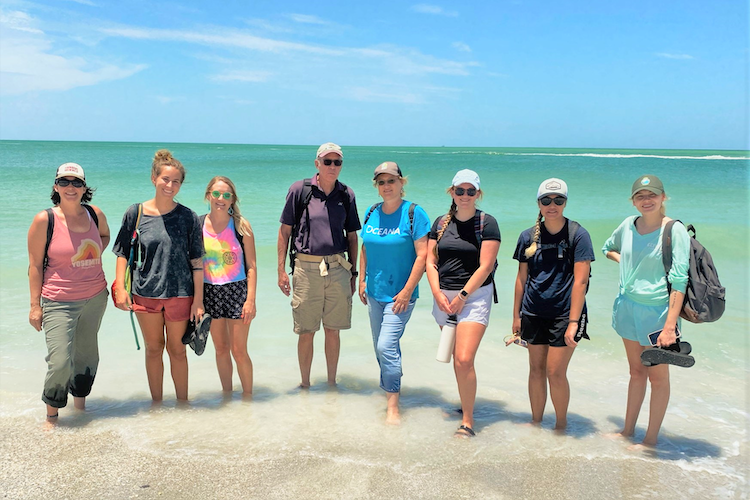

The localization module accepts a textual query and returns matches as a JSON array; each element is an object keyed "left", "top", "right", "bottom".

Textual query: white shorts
[{"left": 432, "top": 284, "right": 493, "bottom": 327}]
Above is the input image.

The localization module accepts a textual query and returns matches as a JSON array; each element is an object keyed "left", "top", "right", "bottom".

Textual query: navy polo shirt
[{"left": 280, "top": 174, "right": 361, "bottom": 256}]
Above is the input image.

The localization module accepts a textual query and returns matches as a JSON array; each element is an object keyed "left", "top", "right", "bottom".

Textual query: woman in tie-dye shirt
[{"left": 202, "top": 176, "right": 257, "bottom": 396}]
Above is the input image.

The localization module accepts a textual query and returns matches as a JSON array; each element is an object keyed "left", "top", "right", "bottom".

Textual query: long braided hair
[
  {"left": 433, "top": 200, "right": 457, "bottom": 258},
  {"left": 204, "top": 176, "right": 253, "bottom": 236},
  {"left": 524, "top": 211, "right": 544, "bottom": 258}
]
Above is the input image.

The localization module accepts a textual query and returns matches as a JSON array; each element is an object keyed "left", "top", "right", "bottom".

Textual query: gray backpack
[{"left": 662, "top": 220, "right": 725, "bottom": 323}]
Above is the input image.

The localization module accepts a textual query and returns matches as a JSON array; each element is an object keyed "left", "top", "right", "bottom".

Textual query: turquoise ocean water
[{"left": 1, "top": 141, "right": 748, "bottom": 498}]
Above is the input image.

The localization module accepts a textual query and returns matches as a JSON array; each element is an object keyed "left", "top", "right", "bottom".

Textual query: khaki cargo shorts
[{"left": 291, "top": 254, "right": 353, "bottom": 334}]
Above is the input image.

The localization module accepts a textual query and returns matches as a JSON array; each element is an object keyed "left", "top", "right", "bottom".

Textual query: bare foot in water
[
  {"left": 385, "top": 408, "right": 401, "bottom": 426},
  {"left": 604, "top": 431, "right": 632, "bottom": 441},
  {"left": 627, "top": 442, "right": 657, "bottom": 452},
  {"left": 522, "top": 420, "right": 543, "bottom": 428}
]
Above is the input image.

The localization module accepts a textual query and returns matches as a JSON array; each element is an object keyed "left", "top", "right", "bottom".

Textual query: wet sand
[{"left": 1, "top": 412, "right": 745, "bottom": 500}]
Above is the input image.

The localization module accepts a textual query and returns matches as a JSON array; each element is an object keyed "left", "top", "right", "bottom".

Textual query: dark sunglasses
[
  {"left": 540, "top": 196, "right": 566, "bottom": 206},
  {"left": 211, "top": 190, "right": 234, "bottom": 200},
  {"left": 377, "top": 178, "right": 397, "bottom": 186},
  {"left": 322, "top": 159, "right": 343, "bottom": 166},
  {"left": 56, "top": 178, "right": 85, "bottom": 188},
  {"left": 454, "top": 187, "right": 477, "bottom": 197}
]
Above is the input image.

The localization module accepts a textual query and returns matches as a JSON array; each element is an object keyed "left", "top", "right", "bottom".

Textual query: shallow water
[{"left": 1, "top": 142, "right": 748, "bottom": 498}]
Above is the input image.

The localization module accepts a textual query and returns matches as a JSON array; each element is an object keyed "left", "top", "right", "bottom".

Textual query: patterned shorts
[{"left": 204, "top": 279, "right": 247, "bottom": 320}]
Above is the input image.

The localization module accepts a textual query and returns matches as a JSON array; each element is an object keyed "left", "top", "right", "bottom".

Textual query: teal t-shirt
[
  {"left": 602, "top": 215, "right": 690, "bottom": 305},
  {"left": 361, "top": 201, "right": 430, "bottom": 303}
]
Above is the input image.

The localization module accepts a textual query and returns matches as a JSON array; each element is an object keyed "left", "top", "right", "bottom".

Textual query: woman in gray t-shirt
[{"left": 113, "top": 149, "right": 204, "bottom": 402}]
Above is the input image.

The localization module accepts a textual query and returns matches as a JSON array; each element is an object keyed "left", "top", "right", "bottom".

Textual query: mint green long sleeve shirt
[{"left": 602, "top": 216, "right": 690, "bottom": 306}]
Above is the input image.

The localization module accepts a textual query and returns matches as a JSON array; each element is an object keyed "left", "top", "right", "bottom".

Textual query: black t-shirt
[
  {"left": 512, "top": 219, "right": 595, "bottom": 318},
  {"left": 113, "top": 203, "right": 204, "bottom": 299},
  {"left": 429, "top": 211, "right": 501, "bottom": 290}
]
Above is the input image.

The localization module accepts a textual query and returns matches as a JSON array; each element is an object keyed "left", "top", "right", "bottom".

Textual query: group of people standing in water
[{"left": 27, "top": 142, "right": 690, "bottom": 448}]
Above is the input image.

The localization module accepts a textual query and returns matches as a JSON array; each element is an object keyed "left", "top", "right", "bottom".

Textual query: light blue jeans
[{"left": 366, "top": 295, "right": 416, "bottom": 393}]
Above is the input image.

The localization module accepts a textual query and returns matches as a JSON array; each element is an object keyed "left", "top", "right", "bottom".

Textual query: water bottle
[{"left": 436, "top": 315, "right": 458, "bottom": 363}]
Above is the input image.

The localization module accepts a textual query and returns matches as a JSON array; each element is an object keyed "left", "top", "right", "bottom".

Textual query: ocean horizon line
[{"left": 0, "top": 139, "right": 748, "bottom": 157}]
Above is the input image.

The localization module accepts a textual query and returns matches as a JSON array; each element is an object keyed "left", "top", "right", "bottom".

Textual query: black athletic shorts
[{"left": 520, "top": 313, "right": 589, "bottom": 347}]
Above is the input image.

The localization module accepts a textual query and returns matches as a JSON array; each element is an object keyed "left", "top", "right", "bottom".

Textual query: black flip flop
[
  {"left": 454, "top": 425, "right": 476, "bottom": 438},
  {"left": 182, "top": 315, "right": 212, "bottom": 356},
  {"left": 641, "top": 346, "right": 695, "bottom": 368}
]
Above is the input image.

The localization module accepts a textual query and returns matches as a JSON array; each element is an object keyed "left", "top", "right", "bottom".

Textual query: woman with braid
[
  {"left": 426, "top": 169, "right": 500, "bottom": 438},
  {"left": 511, "top": 178, "right": 594, "bottom": 432}
]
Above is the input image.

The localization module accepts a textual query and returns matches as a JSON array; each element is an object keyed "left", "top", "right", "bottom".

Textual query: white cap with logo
[
  {"left": 56, "top": 162, "right": 86, "bottom": 181},
  {"left": 537, "top": 178, "right": 568, "bottom": 199}
]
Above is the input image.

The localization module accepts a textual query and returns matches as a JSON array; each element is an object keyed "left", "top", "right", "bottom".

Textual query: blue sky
[{"left": 0, "top": 1, "right": 747, "bottom": 149}]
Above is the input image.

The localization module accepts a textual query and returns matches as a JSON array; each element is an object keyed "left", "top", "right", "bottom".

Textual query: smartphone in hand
[{"left": 648, "top": 327, "right": 681, "bottom": 346}]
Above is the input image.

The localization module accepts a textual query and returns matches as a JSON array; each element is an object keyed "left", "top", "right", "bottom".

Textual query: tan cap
[
  {"left": 56, "top": 162, "right": 86, "bottom": 181},
  {"left": 316, "top": 142, "right": 343, "bottom": 158},
  {"left": 373, "top": 161, "right": 402, "bottom": 180}
]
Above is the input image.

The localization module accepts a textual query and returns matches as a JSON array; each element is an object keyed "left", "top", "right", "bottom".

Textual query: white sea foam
[{"left": 498, "top": 152, "right": 749, "bottom": 160}]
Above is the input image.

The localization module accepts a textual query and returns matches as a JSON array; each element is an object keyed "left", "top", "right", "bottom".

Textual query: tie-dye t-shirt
[
  {"left": 203, "top": 217, "right": 246, "bottom": 285},
  {"left": 42, "top": 208, "right": 107, "bottom": 301}
]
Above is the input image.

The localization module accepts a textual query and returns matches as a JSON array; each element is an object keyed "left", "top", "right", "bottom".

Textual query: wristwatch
[{"left": 459, "top": 289, "right": 469, "bottom": 299}]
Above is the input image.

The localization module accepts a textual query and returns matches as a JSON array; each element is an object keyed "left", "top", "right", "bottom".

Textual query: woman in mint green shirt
[{"left": 602, "top": 174, "right": 689, "bottom": 449}]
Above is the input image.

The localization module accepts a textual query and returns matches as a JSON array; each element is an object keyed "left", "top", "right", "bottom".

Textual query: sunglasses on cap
[
  {"left": 540, "top": 196, "right": 566, "bottom": 206},
  {"left": 211, "top": 191, "right": 234, "bottom": 200},
  {"left": 377, "top": 178, "right": 397, "bottom": 186},
  {"left": 56, "top": 178, "right": 85, "bottom": 188},
  {"left": 322, "top": 159, "right": 343, "bottom": 166},
  {"left": 454, "top": 187, "right": 477, "bottom": 197}
]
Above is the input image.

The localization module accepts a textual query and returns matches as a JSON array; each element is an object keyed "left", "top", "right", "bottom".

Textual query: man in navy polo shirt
[{"left": 277, "top": 142, "right": 361, "bottom": 388}]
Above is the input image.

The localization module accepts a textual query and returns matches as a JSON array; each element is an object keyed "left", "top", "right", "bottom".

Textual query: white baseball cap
[
  {"left": 452, "top": 169, "right": 480, "bottom": 189},
  {"left": 56, "top": 162, "right": 86, "bottom": 181},
  {"left": 537, "top": 178, "right": 568, "bottom": 199}
]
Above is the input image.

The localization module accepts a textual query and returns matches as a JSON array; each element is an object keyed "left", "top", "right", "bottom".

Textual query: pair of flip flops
[
  {"left": 181, "top": 315, "right": 212, "bottom": 356},
  {"left": 641, "top": 341, "right": 694, "bottom": 368}
]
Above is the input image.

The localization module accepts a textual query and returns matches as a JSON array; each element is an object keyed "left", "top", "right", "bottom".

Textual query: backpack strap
[
  {"left": 661, "top": 219, "right": 679, "bottom": 284},
  {"left": 43, "top": 208, "right": 54, "bottom": 271},
  {"left": 472, "top": 210, "right": 499, "bottom": 304},
  {"left": 83, "top": 204, "right": 99, "bottom": 228},
  {"left": 43, "top": 205, "right": 100, "bottom": 271},
  {"left": 363, "top": 202, "right": 383, "bottom": 226},
  {"left": 408, "top": 203, "right": 416, "bottom": 234}
]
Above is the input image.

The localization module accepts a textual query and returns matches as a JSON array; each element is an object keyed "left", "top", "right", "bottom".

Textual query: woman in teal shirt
[{"left": 602, "top": 174, "right": 690, "bottom": 449}]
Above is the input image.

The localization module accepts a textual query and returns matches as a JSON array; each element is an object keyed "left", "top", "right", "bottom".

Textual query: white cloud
[
  {"left": 287, "top": 14, "right": 329, "bottom": 25},
  {"left": 655, "top": 52, "right": 694, "bottom": 60},
  {"left": 0, "top": 9, "right": 44, "bottom": 34},
  {"left": 411, "top": 4, "right": 458, "bottom": 17},
  {"left": 102, "top": 25, "right": 479, "bottom": 79},
  {"left": 101, "top": 26, "right": 344, "bottom": 56},
  {"left": 452, "top": 42, "right": 471, "bottom": 53},
  {"left": 210, "top": 70, "right": 271, "bottom": 83},
  {"left": 0, "top": 11, "right": 145, "bottom": 95}
]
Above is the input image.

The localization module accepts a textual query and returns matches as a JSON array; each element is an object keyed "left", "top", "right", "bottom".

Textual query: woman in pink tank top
[{"left": 27, "top": 163, "right": 110, "bottom": 426}]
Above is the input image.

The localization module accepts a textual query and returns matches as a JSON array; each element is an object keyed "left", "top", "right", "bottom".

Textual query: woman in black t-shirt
[
  {"left": 426, "top": 169, "right": 501, "bottom": 438},
  {"left": 511, "top": 178, "right": 594, "bottom": 432}
]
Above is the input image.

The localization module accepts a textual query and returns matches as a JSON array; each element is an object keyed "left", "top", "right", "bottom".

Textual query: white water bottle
[{"left": 436, "top": 315, "right": 458, "bottom": 363}]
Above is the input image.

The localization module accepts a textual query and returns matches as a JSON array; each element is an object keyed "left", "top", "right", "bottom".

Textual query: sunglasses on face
[
  {"left": 211, "top": 191, "right": 234, "bottom": 200},
  {"left": 377, "top": 178, "right": 397, "bottom": 186},
  {"left": 322, "top": 159, "right": 343, "bottom": 166},
  {"left": 540, "top": 196, "right": 566, "bottom": 206},
  {"left": 454, "top": 187, "right": 477, "bottom": 197},
  {"left": 56, "top": 178, "right": 85, "bottom": 188}
]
